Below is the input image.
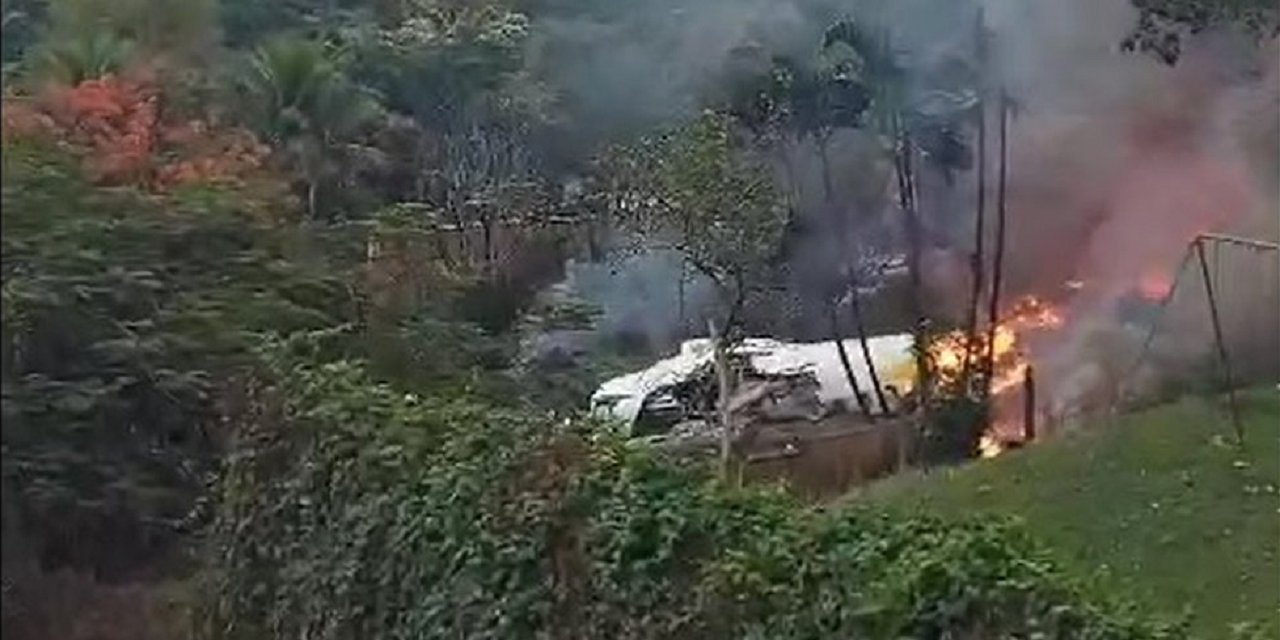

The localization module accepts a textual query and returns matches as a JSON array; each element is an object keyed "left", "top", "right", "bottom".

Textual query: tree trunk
[
  {"left": 817, "top": 134, "right": 835, "bottom": 203},
  {"left": 779, "top": 141, "right": 802, "bottom": 210},
  {"left": 961, "top": 96, "right": 986, "bottom": 388},
  {"left": 829, "top": 303, "right": 873, "bottom": 419},
  {"left": 962, "top": 14, "right": 988, "bottom": 391},
  {"left": 677, "top": 257, "right": 687, "bottom": 337},
  {"left": 848, "top": 287, "right": 891, "bottom": 414},
  {"left": 895, "top": 119, "right": 929, "bottom": 407},
  {"left": 819, "top": 131, "right": 886, "bottom": 419},
  {"left": 307, "top": 179, "right": 318, "bottom": 221},
  {"left": 985, "top": 90, "right": 1010, "bottom": 398},
  {"left": 481, "top": 209, "right": 495, "bottom": 274},
  {"left": 894, "top": 116, "right": 931, "bottom": 467},
  {"left": 709, "top": 319, "right": 735, "bottom": 480}
]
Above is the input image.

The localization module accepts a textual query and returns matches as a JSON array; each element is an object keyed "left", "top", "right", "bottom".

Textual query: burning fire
[
  {"left": 928, "top": 295, "right": 1065, "bottom": 458},
  {"left": 978, "top": 434, "right": 1004, "bottom": 458},
  {"left": 1137, "top": 269, "right": 1173, "bottom": 301}
]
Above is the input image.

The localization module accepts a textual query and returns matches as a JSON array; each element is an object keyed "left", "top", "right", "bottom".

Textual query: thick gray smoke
[
  {"left": 538, "top": 0, "right": 1279, "bottom": 411},
  {"left": 980, "top": 0, "right": 1279, "bottom": 413}
]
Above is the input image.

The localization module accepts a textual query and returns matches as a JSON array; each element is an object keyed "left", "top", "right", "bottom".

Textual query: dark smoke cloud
[{"left": 535, "top": 0, "right": 1278, "bottom": 408}]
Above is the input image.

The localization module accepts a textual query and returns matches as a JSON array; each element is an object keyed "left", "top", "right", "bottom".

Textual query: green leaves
[
  {"left": 603, "top": 110, "right": 786, "bottom": 327},
  {"left": 1, "top": 143, "right": 354, "bottom": 576},
  {"left": 237, "top": 35, "right": 385, "bottom": 219},
  {"left": 204, "top": 342, "right": 1188, "bottom": 640},
  {"left": 1122, "top": 0, "right": 1278, "bottom": 64},
  {"left": 37, "top": 30, "right": 135, "bottom": 84}
]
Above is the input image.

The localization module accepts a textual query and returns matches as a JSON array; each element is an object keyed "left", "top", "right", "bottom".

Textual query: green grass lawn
[{"left": 864, "top": 389, "right": 1279, "bottom": 638}]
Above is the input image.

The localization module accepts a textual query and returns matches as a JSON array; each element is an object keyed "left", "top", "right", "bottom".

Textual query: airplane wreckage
[
  {"left": 591, "top": 334, "right": 916, "bottom": 436},
  {"left": 589, "top": 335, "right": 921, "bottom": 494}
]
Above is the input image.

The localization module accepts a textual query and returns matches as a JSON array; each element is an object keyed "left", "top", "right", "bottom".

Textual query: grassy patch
[{"left": 865, "top": 389, "right": 1280, "bottom": 638}]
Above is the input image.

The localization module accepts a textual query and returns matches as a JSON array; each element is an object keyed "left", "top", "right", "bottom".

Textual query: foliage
[
  {"left": 202, "top": 339, "right": 1188, "bottom": 640},
  {"left": 217, "top": 0, "right": 371, "bottom": 49},
  {"left": 370, "top": 306, "right": 517, "bottom": 400},
  {"left": 602, "top": 110, "right": 787, "bottom": 331},
  {"left": 2, "top": 0, "right": 46, "bottom": 67},
  {"left": 2, "top": 73, "right": 271, "bottom": 189},
  {"left": 365, "top": 0, "right": 532, "bottom": 130},
  {"left": 1123, "top": 0, "right": 1279, "bottom": 64},
  {"left": 509, "top": 291, "right": 639, "bottom": 415},
  {"left": 33, "top": 0, "right": 217, "bottom": 75},
  {"left": 820, "top": 17, "right": 976, "bottom": 182},
  {"left": 351, "top": 0, "right": 556, "bottom": 226},
  {"left": 0, "top": 143, "right": 354, "bottom": 576},
  {"left": 922, "top": 393, "right": 987, "bottom": 464},
  {"left": 237, "top": 35, "right": 384, "bottom": 219},
  {"left": 33, "top": 30, "right": 135, "bottom": 85},
  {"left": 870, "top": 389, "right": 1280, "bottom": 638}
]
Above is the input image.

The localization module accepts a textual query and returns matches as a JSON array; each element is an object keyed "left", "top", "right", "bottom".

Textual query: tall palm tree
[
  {"left": 725, "top": 52, "right": 888, "bottom": 418},
  {"left": 39, "top": 30, "right": 135, "bottom": 84},
  {"left": 820, "top": 17, "right": 977, "bottom": 418},
  {"left": 241, "top": 36, "right": 382, "bottom": 219}
]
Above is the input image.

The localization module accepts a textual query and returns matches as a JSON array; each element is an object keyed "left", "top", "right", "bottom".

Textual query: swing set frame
[{"left": 1125, "top": 232, "right": 1279, "bottom": 443}]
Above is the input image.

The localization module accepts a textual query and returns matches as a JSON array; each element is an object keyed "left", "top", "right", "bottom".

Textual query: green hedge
[{"left": 203, "top": 337, "right": 1188, "bottom": 640}]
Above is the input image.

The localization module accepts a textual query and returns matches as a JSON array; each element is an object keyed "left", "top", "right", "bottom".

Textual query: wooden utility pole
[{"left": 1194, "top": 239, "right": 1244, "bottom": 443}]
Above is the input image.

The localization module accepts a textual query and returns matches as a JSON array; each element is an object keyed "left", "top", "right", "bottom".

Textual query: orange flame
[
  {"left": 928, "top": 294, "right": 1064, "bottom": 458},
  {"left": 978, "top": 434, "right": 1003, "bottom": 459}
]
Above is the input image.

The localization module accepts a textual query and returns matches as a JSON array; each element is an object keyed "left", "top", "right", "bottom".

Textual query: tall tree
[
  {"left": 238, "top": 36, "right": 383, "bottom": 219},
  {"left": 1123, "top": 0, "right": 1278, "bottom": 64},
  {"left": 821, "top": 19, "right": 975, "bottom": 408},
  {"left": 722, "top": 46, "right": 888, "bottom": 417},
  {"left": 355, "top": 2, "right": 552, "bottom": 239},
  {"left": 604, "top": 110, "right": 787, "bottom": 337},
  {"left": 2, "top": 0, "right": 47, "bottom": 70},
  {"left": 984, "top": 89, "right": 1011, "bottom": 398},
  {"left": 961, "top": 9, "right": 989, "bottom": 392},
  {"left": 38, "top": 0, "right": 217, "bottom": 68},
  {"left": 603, "top": 110, "right": 786, "bottom": 475}
]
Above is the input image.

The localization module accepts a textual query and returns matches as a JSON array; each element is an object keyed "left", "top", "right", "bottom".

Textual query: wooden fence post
[{"left": 1023, "top": 364, "right": 1036, "bottom": 443}]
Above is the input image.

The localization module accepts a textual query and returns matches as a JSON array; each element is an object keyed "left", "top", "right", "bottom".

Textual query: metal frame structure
[{"left": 1126, "top": 233, "right": 1279, "bottom": 443}]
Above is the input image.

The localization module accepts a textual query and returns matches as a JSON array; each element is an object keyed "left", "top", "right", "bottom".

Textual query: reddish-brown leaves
[{"left": 3, "top": 74, "right": 270, "bottom": 190}]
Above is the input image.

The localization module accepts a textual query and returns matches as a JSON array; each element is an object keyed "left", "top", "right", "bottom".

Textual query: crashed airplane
[{"left": 591, "top": 334, "right": 916, "bottom": 440}]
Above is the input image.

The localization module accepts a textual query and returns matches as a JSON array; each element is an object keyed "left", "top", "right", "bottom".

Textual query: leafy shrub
[
  {"left": 203, "top": 338, "right": 1187, "bottom": 640},
  {"left": 2, "top": 73, "right": 270, "bottom": 189},
  {"left": 0, "top": 142, "right": 353, "bottom": 576}
]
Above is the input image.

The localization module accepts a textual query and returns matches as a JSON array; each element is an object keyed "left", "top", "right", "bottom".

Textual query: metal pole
[
  {"left": 1197, "top": 233, "right": 1280, "bottom": 252},
  {"left": 1195, "top": 239, "right": 1244, "bottom": 443},
  {"left": 1118, "top": 243, "right": 1196, "bottom": 400}
]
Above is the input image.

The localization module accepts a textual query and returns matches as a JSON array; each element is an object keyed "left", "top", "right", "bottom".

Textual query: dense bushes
[
  {"left": 204, "top": 334, "right": 1186, "bottom": 640},
  {"left": 0, "top": 143, "right": 355, "bottom": 576}
]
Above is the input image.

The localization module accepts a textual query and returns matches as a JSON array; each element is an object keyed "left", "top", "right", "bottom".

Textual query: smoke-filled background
[{"left": 533, "top": 0, "right": 1279, "bottom": 412}]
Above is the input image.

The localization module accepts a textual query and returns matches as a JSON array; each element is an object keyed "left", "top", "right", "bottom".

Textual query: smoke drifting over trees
[{"left": 538, "top": 0, "right": 1276, "bottom": 409}]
